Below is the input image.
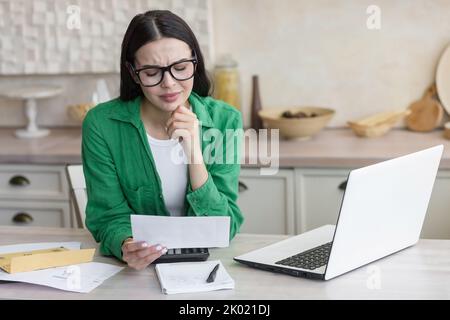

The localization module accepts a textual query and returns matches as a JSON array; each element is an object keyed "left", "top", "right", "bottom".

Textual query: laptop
[{"left": 234, "top": 145, "right": 444, "bottom": 280}]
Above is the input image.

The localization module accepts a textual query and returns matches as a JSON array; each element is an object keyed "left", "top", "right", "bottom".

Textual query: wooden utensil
[
  {"left": 347, "top": 109, "right": 410, "bottom": 138},
  {"left": 406, "top": 83, "right": 443, "bottom": 132}
]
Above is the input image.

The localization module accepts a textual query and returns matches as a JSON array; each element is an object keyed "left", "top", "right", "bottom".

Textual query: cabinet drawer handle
[
  {"left": 238, "top": 181, "right": 248, "bottom": 192},
  {"left": 338, "top": 180, "right": 347, "bottom": 191},
  {"left": 9, "top": 175, "right": 30, "bottom": 187},
  {"left": 12, "top": 212, "right": 34, "bottom": 224}
]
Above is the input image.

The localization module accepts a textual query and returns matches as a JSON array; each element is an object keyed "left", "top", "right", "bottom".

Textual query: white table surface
[{"left": 0, "top": 226, "right": 449, "bottom": 300}]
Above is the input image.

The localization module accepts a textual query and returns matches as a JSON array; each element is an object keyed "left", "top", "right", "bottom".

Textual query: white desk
[{"left": 0, "top": 226, "right": 449, "bottom": 300}]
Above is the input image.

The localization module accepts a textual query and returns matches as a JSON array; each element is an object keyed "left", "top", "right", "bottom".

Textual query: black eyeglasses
[{"left": 128, "top": 57, "right": 198, "bottom": 87}]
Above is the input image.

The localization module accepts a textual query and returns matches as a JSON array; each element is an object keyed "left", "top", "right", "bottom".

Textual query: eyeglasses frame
[{"left": 127, "top": 56, "right": 198, "bottom": 87}]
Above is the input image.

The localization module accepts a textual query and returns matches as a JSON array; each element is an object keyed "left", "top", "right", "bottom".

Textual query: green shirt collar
[{"left": 108, "top": 92, "right": 214, "bottom": 128}]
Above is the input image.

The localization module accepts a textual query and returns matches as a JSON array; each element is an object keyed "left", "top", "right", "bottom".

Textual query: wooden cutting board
[{"left": 406, "top": 83, "right": 443, "bottom": 132}]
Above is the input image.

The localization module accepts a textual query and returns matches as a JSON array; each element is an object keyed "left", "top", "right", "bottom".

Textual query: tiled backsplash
[
  {"left": 0, "top": 0, "right": 212, "bottom": 74},
  {"left": 0, "top": 0, "right": 212, "bottom": 127}
]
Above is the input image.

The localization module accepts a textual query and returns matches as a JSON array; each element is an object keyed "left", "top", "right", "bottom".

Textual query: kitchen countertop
[
  {"left": 1, "top": 127, "right": 450, "bottom": 168},
  {"left": 0, "top": 127, "right": 82, "bottom": 164}
]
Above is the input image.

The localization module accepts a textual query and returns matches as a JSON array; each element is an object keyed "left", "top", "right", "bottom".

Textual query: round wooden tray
[{"left": 437, "top": 44, "right": 450, "bottom": 115}]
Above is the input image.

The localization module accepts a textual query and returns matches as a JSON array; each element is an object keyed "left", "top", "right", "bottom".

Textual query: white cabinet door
[
  {"left": 421, "top": 171, "right": 450, "bottom": 239},
  {"left": 237, "top": 168, "right": 295, "bottom": 235},
  {"left": 0, "top": 200, "right": 70, "bottom": 227},
  {"left": 295, "top": 168, "right": 350, "bottom": 234},
  {"left": 0, "top": 165, "right": 69, "bottom": 200},
  {"left": 0, "top": 164, "right": 71, "bottom": 227},
  {"left": 296, "top": 168, "right": 450, "bottom": 239}
]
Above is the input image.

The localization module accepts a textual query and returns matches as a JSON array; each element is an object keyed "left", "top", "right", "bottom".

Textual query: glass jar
[{"left": 213, "top": 54, "right": 241, "bottom": 110}]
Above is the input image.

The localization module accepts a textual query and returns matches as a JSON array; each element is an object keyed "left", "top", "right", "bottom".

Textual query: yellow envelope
[{"left": 0, "top": 247, "right": 95, "bottom": 274}]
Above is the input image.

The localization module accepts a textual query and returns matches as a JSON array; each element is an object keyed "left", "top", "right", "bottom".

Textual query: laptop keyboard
[{"left": 275, "top": 242, "right": 333, "bottom": 270}]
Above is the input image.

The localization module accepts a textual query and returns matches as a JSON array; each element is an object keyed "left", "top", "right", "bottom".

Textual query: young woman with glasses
[{"left": 81, "top": 10, "right": 244, "bottom": 270}]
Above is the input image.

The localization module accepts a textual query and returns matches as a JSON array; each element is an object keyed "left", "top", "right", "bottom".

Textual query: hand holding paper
[
  {"left": 131, "top": 215, "right": 230, "bottom": 249},
  {"left": 121, "top": 240, "right": 168, "bottom": 270}
]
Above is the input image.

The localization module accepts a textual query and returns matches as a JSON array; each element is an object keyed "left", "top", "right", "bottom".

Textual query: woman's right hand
[{"left": 121, "top": 238, "right": 167, "bottom": 270}]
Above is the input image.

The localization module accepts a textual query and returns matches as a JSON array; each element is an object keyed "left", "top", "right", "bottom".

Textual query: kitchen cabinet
[
  {"left": 237, "top": 168, "right": 295, "bottom": 235},
  {"left": 421, "top": 170, "right": 450, "bottom": 239},
  {"left": 0, "top": 165, "right": 71, "bottom": 227},
  {"left": 294, "top": 168, "right": 349, "bottom": 233},
  {"left": 236, "top": 166, "right": 450, "bottom": 238},
  {"left": 1, "top": 162, "right": 449, "bottom": 239},
  {"left": 294, "top": 167, "right": 450, "bottom": 239},
  {"left": 0, "top": 200, "right": 70, "bottom": 227}
]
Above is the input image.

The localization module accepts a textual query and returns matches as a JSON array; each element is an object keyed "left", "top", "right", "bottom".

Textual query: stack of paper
[
  {"left": 0, "top": 242, "right": 123, "bottom": 293},
  {"left": 155, "top": 260, "right": 234, "bottom": 295}
]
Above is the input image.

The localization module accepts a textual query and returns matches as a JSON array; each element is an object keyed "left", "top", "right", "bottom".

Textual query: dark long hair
[{"left": 119, "top": 10, "right": 212, "bottom": 101}]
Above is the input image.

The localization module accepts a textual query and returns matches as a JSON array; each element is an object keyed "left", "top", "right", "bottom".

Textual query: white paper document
[
  {"left": 0, "top": 242, "right": 124, "bottom": 293},
  {"left": 131, "top": 215, "right": 230, "bottom": 249},
  {"left": 155, "top": 260, "right": 234, "bottom": 295}
]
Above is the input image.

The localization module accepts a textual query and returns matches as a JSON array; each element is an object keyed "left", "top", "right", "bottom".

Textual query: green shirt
[{"left": 82, "top": 92, "right": 244, "bottom": 260}]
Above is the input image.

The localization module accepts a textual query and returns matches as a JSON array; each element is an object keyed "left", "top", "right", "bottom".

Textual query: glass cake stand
[{"left": 0, "top": 86, "right": 63, "bottom": 138}]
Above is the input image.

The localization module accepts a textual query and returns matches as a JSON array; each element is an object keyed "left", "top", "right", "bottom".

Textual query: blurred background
[
  {"left": 1, "top": 0, "right": 450, "bottom": 239},
  {"left": 1, "top": 0, "right": 449, "bottom": 128}
]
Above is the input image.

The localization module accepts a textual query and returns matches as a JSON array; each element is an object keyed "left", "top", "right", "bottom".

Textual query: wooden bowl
[
  {"left": 348, "top": 109, "right": 410, "bottom": 138},
  {"left": 258, "top": 106, "right": 335, "bottom": 139}
]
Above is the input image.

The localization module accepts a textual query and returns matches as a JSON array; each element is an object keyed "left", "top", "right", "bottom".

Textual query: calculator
[{"left": 152, "top": 248, "right": 210, "bottom": 264}]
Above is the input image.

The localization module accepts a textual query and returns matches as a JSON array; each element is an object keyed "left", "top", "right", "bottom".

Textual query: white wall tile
[{"left": 0, "top": 0, "right": 212, "bottom": 74}]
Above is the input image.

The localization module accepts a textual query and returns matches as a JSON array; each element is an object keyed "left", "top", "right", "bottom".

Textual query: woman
[{"left": 82, "top": 10, "right": 244, "bottom": 270}]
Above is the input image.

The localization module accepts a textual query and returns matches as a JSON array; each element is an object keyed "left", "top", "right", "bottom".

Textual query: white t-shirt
[{"left": 147, "top": 133, "right": 188, "bottom": 216}]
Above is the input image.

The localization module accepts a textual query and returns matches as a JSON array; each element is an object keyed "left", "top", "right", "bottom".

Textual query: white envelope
[{"left": 131, "top": 215, "right": 230, "bottom": 249}]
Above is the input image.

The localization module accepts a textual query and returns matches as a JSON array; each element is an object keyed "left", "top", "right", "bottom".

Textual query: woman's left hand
[{"left": 166, "top": 105, "right": 203, "bottom": 163}]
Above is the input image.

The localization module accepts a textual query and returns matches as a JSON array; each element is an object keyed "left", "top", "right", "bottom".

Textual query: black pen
[{"left": 206, "top": 263, "right": 220, "bottom": 283}]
